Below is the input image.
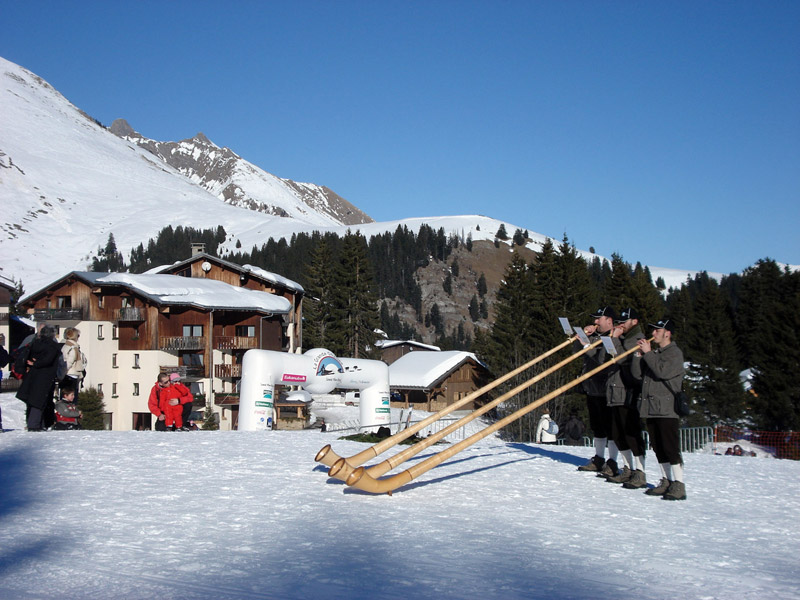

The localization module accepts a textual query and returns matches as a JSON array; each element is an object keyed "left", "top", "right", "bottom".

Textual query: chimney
[{"left": 191, "top": 242, "right": 206, "bottom": 257}]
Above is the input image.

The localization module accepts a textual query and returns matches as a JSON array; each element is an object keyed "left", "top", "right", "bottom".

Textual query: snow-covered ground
[{"left": 1, "top": 393, "right": 799, "bottom": 600}]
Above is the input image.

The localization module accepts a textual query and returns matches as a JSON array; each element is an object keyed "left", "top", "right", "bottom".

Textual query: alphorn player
[
  {"left": 576, "top": 306, "right": 619, "bottom": 475},
  {"left": 633, "top": 317, "right": 687, "bottom": 500},
  {"left": 604, "top": 307, "right": 648, "bottom": 488}
]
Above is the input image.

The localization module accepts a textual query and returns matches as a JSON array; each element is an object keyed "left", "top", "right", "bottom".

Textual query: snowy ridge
[{"left": 1, "top": 55, "right": 733, "bottom": 296}]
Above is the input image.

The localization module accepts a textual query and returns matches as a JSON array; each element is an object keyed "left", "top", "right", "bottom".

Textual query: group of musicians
[{"left": 574, "top": 306, "right": 687, "bottom": 501}]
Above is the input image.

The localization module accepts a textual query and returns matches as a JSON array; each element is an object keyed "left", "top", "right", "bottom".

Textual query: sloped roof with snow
[
  {"left": 389, "top": 350, "right": 486, "bottom": 389},
  {"left": 21, "top": 271, "right": 291, "bottom": 314},
  {"left": 375, "top": 339, "right": 441, "bottom": 351},
  {"left": 146, "top": 253, "right": 304, "bottom": 294},
  {"left": 97, "top": 273, "right": 292, "bottom": 313}
]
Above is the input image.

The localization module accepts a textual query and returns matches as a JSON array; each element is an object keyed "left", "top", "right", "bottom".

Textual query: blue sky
[{"left": 2, "top": 1, "right": 798, "bottom": 274}]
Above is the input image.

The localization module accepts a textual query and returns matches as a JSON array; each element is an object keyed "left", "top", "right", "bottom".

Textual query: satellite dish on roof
[{"left": 201, "top": 261, "right": 212, "bottom": 272}]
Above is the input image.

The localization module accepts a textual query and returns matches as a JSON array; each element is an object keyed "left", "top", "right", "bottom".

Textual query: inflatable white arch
[{"left": 237, "top": 348, "right": 391, "bottom": 432}]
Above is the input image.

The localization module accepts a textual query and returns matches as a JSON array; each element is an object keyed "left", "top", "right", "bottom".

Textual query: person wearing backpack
[
  {"left": 535, "top": 411, "right": 558, "bottom": 444},
  {"left": 562, "top": 413, "right": 586, "bottom": 446},
  {"left": 61, "top": 327, "right": 86, "bottom": 390},
  {"left": 16, "top": 325, "right": 60, "bottom": 431}
]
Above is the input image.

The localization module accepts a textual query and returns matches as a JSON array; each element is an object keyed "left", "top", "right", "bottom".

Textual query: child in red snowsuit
[{"left": 164, "top": 372, "right": 193, "bottom": 430}]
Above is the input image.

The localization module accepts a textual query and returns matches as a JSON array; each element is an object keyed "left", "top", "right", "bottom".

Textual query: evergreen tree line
[
  {"left": 99, "top": 224, "right": 798, "bottom": 435},
  {"left": 475, "top": 237, "right": 800, "bottom": 439}
]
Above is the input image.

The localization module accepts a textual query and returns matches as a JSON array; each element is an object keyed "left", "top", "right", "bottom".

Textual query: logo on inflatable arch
[{"left": 305, "top": 348, "right": 344, "bottom": 377}]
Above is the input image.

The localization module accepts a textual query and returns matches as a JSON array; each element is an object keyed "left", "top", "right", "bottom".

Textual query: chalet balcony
[
  {"left": 214, "top": 336, "right": 259, "bottom": 350},
  {"left": 160, "top": 365, "right": 206, "bottom": 378},
  {"left": 115, "top": 307, "right": 145, "bottom": 322},
  {"left": 215, "top": 363, "right": 242, "bottom": 378},
  {"left": 159, "top": 336, "right": 205, "bottom": 350},
  {"left": 33, "top": 308, "right": 83, "bottom": 321}
]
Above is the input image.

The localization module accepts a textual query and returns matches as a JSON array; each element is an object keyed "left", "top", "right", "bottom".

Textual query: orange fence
[{"left": 715, "top": 426, "right": 800, "bottom": 460}]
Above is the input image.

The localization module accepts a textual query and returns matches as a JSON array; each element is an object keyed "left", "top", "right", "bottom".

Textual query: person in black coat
[{"left": 16, "top": 325, "right": 61, "bottom": 431}]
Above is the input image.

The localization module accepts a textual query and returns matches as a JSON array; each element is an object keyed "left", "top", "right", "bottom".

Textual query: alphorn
[
  {"left": 346, "top": 338, "right": 652, "bottom": 495},
  {"left": 328, "top": 338, "right": 603, "bottom": 482},
  {"left": 315, "top": 334, "right": 577, "bottom": 471}
]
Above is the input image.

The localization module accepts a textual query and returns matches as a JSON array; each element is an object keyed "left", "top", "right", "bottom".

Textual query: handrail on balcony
[
  {"left": 33, "top": 308, "right": 83, "bottom": 321},
  {"left": 115, "top": 307, "right": 145, "bottom": 322},
  {"left": 160, "top": 365, "right": 206, "bottom": 378},
  {"left": 215, "top": 363, "right": 242, "bottom": 378},
  {"left": 159, "top": 336, "right": 205, "bottom": 350},
  {"left": 214, "top": 335, "right": 259, "bottom": 350}
]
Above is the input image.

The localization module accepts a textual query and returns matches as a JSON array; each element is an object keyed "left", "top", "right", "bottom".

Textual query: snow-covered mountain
[
  {"left": 0, "top": 55, "right": 710, "bottom": 295},
  {"left": 108, "top": 119, "right": 371, "bottom": 226}
]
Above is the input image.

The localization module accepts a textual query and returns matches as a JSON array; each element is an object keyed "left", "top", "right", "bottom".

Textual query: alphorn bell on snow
[
  {"left": 315, "top": 318, "right": 579, "bottom": 475},
  {"left": 345, "top": 336, "right": 654, "bottom": 495},
  {"left": 329, "top": 333, "right": 604, "bottom": 482}
]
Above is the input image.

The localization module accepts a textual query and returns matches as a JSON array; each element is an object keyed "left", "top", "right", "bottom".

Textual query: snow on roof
[
  {"left": 96, "top": 273, "right": 292, "bottom": 313},
  {"left": 242, "top": 264, "right": 304, "bottom": 293},
  {"left": 376, "top": 339, "right": 441, "bottom": 351},
  {"left": 389, "top": 350, "right": 483, "bottom": 389}
]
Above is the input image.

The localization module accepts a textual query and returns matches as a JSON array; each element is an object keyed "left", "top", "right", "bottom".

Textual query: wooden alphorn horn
[
  {"left": 315, "top": 334, "right": 577, "bottom": 472},
  {"left": 329, "top": 338, "right": 603, "bottom": 482},
  {"left": 345, "top": 337, "right": 651, "bottom": 495}
]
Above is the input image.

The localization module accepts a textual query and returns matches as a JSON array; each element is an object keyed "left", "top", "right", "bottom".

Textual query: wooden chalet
[
  {"left": 388, "top": 350, "right": 491, "bottom": 412},
  {"left": 375, "top": 339, "right": 440, "bottom": 365},
  {"left": 19, "top": 264, "right": 303, "bottom": 431}
]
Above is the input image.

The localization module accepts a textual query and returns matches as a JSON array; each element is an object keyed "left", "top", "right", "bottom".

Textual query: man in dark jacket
[
  {"left": 634, "top": 318, "right": 687, "bottom": 500},
  {"left": 16, "top": 325, "right": 60, "bottom": 431},
  {"left": 576, "top": 306, "right": 618, "bottom": 474},
  {"left": 604, "top": 308, "right": 648, "bottom": 488}
]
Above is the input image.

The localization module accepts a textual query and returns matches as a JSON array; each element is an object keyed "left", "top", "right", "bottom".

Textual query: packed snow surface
[{"left": 1, "top": 394, "right": 798, "bottom": 600}]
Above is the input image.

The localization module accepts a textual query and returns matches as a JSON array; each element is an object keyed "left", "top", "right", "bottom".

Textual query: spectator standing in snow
[
  {"left": 535, "top": 411, "right": 558, "bottom": 444},
  {"left": 16, "top": 325, "right": 60, "bottom": 431},
  {"left": 60, "top": 327, "right": 86, "bottom": 390},
  {"left": 0, "top": 333, "right": 9, "bottom": 430},
  {"left": 576, "top": 306, "right": 617, "bottom": 474},
  {"left": 634, "top": 318, "right": 687, "bottom": 501},
  {"left": 604, "top": 308, "right": 648, "bottom": 489},
  {"left": 561, "top": 413, "right": 585, "bottom": 446},
  {"left": 168, "top": 372, "right": 194, "bottom": 430},
  {"left": 148, "top": 372, "right": 189, "bottom": 431}
]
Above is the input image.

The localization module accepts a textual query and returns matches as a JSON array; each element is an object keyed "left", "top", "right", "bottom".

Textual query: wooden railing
[
  {"left": 214, "top": 336, "right": 259, "bottom": 350},
  {"left": 159, "top": 336, "right": 205, "bottom": 350},
  {"left": 160, "top": 365, "right": 206, "bottom": 378},
  {"left": 215, "top": 363, "right": 242, "bottom": 378},
  {"left": 33, "top": 308, "right": 83, "bottom": 321},
  {"left": 115, "top": 307, "right": 145, "bottom": 322}
]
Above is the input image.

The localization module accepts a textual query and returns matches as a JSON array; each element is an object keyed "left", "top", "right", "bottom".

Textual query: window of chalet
[
  {"left": 121, "top": 297, "right": 133, "bottom": 308},
  {"left": 133, "top": 383, "right": 140, "bottom": 396},
  {"left": 176, "top": 267, "right": 191, "bottom": 278},
  {"left": 97, "top": 324, "right": 104, "bottom": 339},
  {"left": 112, "top": 325, "right": 118, "bottom": 340},
  {"left": 111, "top": 383, "right": 117, "bottom": 398},
  {"left": 98, "top": 295, "right": 104, "bottom": 309},
  {"left": 112, "top": 353, "right": 118, "bottom": 368},
  {"left": 57, "top": 296, "right": 71, "bottom": 308},
  {"left": 235, "top": 325, "right": 255, "bottom": 337},
  {"left": 183, "top": 325, "right": 203, "bottom": 337},
  {"left": 133, "top": 354, "right": 140, "bottom": 369},
  {"left": 97, "top": 383, "right": 103, "bottom": 396}
]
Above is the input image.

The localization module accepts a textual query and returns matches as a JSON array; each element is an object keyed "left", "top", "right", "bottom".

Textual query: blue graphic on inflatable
[{"left": 316, "top": 356, "right": 344, "bottom": 376}]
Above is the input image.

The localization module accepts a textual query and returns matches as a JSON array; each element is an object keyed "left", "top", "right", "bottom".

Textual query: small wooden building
[
  {"left": 389, "top": 350, "right": 492, "bottom": 412},
  {"left": 375, "top": 339, "right": 440, "bottom": 365}
]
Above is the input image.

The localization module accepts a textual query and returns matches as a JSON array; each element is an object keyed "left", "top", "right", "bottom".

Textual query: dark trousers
[
  {"left": 647, "top": 418, "right": 682, "bottom": 465},
  {"left": 27, "top": 405, "right": 44, "bottom": 430},
  {"left": 610, "top": 405, "right": 647, "bottom": 455},
  {"left": 586, "top": 395, "right": 611, "bottom": 439}
]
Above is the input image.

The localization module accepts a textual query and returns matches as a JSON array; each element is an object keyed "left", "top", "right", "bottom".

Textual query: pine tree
[
  {"left": 469, "top": 294, "right": 480, "bottom": 322},
  {"left": 477, "top": 273, "right": 488, "bottom": 298},
  {"left": 201, "top": 404, "right": 219, "bottom": 430},
  {"left": 495, "top": 224, "right": 509, "bottom": 241},
  {"left": 682, "top": 273, "right": 746, "bottom": 426},
  {"left": 303, "top": 237, "right": 337, "bottom": 350},
  {"left": 78, "top": 387, "right": 106, "bottom": 430},
  {"left": 327, "top": 232, "right": 379, "bottom": 358}
]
